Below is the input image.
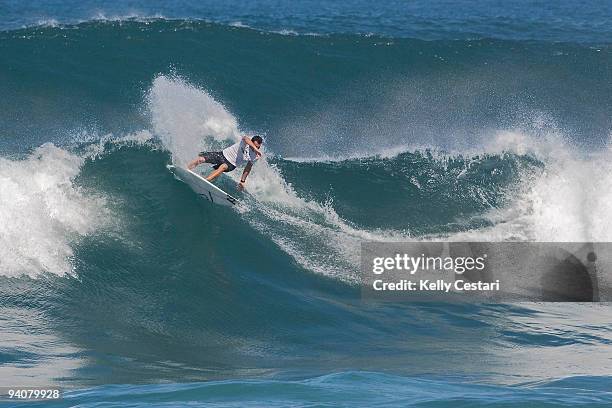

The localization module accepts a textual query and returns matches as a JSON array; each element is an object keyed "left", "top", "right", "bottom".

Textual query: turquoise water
[
  {"left": 1, "top": 1, "right": 612, "bottom": 406},
  {"left": 22, "top": 373, "right": 612, "bottom": 407}
]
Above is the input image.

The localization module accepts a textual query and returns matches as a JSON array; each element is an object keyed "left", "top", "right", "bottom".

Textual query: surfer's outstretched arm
[{"left": 238, "top": 162, "right": 253, "bottom": 189}]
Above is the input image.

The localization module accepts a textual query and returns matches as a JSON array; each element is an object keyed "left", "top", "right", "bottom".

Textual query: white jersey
[{"left": 222, "top": 139, "right": 258, "bottom": 167}]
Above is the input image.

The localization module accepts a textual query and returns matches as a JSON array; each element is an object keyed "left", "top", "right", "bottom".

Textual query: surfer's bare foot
[{"left": 187, "top": 157, "right": 204, "bottom": 170}]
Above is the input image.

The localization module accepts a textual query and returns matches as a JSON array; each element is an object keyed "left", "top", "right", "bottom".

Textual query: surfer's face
[{"left": 253, "top": 140, "right": 262, "bottom": 149}]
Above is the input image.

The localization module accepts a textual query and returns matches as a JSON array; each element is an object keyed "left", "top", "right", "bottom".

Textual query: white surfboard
[{"left": 167, "top": 165, "right": 238, "bottom": 207}]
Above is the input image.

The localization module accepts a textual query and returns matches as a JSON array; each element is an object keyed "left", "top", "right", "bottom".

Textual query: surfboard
[{"left": 167, "top": 165, "right": 238, "bottom": 207}]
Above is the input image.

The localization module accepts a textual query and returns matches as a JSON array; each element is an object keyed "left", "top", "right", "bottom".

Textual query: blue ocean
[{"left": 1, "top": 1, "right": 611, "bottom": 406}]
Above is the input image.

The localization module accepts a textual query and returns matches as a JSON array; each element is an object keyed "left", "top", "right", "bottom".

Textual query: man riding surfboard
[{"left": 188, "top": 135, "right": 263, "bottom": 189}]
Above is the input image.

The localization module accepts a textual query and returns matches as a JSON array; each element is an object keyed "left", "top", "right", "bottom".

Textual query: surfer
[{"left": 188, "top": 135, "right": 263, "bottom": 188}]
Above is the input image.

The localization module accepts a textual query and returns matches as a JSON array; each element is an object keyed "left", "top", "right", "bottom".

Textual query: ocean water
[{"left": 1, "top": 1, "right": 612, "bottom": 406}]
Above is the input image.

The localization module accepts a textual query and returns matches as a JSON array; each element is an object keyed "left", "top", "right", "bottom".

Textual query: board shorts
[{"left": 198, "top": 151, "right": 236, "bottom": 172}]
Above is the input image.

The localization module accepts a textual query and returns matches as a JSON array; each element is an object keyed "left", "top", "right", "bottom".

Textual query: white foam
[
  {"left": 19, "top": 12, "right": 169, "bottom": 31},
  {"left": 0, "top": 144, "right": 108, "bottom": 277},
  {"left": 90, "top": 11, "right": 166, "bottom": 23},
  {"left": 148, "top": 75, "right": 241, "bottom": 166},
  {"left": 283, "top": 143, "right": 434, "bottom": 163},
  {"left": 35, "top": 18, "right": 60, "bottom": 28},
  {"left": 77, "top": 130, "right": 155, "bottom": 159},
  {"left": 273, "top": 29, "right": 299, "bottom": 36},
  {"left": 283, "top": 128, "right": 567, "bottom": 164},
  {"left": 444, "top": 132, "right": 612, "bottom": 242},
  {"left": 229, "top": 21, "right": 249, "bottom": 28}
]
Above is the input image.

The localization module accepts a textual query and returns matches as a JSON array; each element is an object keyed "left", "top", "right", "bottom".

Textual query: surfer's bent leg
[{"left": 206, "top": 164, "right": 228, "bottom": 182}]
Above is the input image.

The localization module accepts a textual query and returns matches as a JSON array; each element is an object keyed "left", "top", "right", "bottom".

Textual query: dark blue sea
[{"left": 1, "top": 1, "right": 611, "bottom": 406}]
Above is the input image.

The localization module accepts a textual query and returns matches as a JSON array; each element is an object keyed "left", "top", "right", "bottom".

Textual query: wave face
[{"left": 1, "top": 9, "right": 612, "bottom": 405}]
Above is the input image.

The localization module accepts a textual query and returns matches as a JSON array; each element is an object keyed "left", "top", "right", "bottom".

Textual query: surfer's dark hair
[{"left": 251, "top": 135, "right": 263, "bottom": 144}]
